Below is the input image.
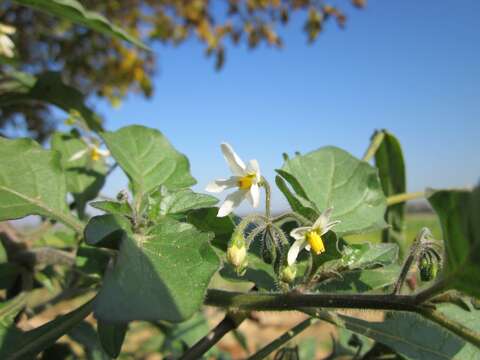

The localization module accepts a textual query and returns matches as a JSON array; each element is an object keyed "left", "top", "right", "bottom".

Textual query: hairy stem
[
  {"left": 247, "top": 317, "right": 317, "bottom": 360},
  {"left": 387, "top": 192, "right": 425, "bottom": 206},
  {"left": 205, "top": 289, "right": 419, "bottom": 312},
  {"left": 363, "top": 130, "right": 385, "bottom": 162},
  {"left": 261, "top": 176, "right": 272, "bottom": 219}
]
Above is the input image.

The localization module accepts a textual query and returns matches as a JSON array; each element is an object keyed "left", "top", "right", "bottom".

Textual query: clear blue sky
[{"left": 95, "top": 0, "right": 480, "bottom": 212}]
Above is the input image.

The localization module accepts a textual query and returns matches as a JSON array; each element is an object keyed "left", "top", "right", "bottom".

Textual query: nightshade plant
[{"left": 0, "top": 2, "right": 479, "bottom": 359}]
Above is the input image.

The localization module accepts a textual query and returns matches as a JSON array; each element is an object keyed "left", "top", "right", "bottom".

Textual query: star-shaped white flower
[
  {"left": 68, "top": 140, "right": 110, "bottom": 162},
  {"left": 206, "top": 143, "right": 261, "bottom": 217},
  {"left": 0, "top": 23, "right": 15, "bottom": 58},
  {"left": 287, "top": 207, "right": 340, "bottom": 266}
]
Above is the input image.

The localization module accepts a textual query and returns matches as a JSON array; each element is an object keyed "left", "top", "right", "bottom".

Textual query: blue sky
[{"left": 95, "top": 0, "right": 480, "bottom": 212}]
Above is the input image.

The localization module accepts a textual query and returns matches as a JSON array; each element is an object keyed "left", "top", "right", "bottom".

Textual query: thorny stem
[
  {"left": 363, "top": 130, "right": 385, "bottom": 162},
  {"left": 261, "top": 176, "right": 272, "bottom": 219},
  {"left": 392, "top": 230, "right": 425, "bottom": 294},
  {"left": 247, "top": 317, "right": 318, "bottom": 360},
  {"left": 271, "top": 212, "right": 311, "bottom": 227},
  {"left": 387, "top": 192, "right": 425, "bottom": 206}
]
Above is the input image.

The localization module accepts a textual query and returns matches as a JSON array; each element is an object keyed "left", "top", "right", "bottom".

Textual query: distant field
[{"left": 345, "top": 212, "right": 442, "bottom": 244}]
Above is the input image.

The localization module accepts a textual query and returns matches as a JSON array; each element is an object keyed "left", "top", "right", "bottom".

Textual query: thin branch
[
  {"left": 247, "top": 317, "right": 317, "bottom": 360},
  {"left": 13, "top": 247, "right": 76, "bottom": 268},
  {"left": 179, "top": 312, "right": 248, "bottom": 360},
  {"left": 363, "top": 130, "right": 385, "bottom": 162},
  {"left": 387, "top": 192, "right": 425, "bottom": 206},
  {"left": 204, "top": 289, "right": 419, "bottom": 312}
]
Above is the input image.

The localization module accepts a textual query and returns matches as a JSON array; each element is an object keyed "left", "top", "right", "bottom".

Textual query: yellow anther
[
  {"left": 90, "top": 147, "right": 101, "bottom": 161},
  {"left": 237, "top": 174, "right": 255, "bottom": 190},
  {"left": 306, "top": 230, "right": 325, "bottom": 255}
]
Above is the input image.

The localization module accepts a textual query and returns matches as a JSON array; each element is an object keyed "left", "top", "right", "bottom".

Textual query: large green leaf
[
  {"left": 341, "top": 242, "right": 398, "bottom": 270},
  {"left": 147, "top": 187, "right": 218, "bottom": 220},
  {"left": 277, "top": 146, "right": 387, "bottom": 235},
  {"left": 0, "top": 71, "right": 103, "bottom": 133},
  {"left": 0, "top": 137, "right": 81, "bottom": 231},
  {"left": 51, "top": 131, "right": 107, "bottom": 217},
  {"left": 84, "top": 214, "right": 131, "bottom": 249},
  {"left": 0, "top": 297, "right": 94, "bottom": 359},
  {"left": 428, "top": 188, "right": 480, "bottom": 298},
  {"left": 94, "top": 217, "right": 219, "bottom": 322},
  {"left": 374, "top": 130, "right": 408, "bottom": 256},
  {"left": 12, "top": 0, "right": 148, "bottom": 49},
  {"left": 315, "top": 264, "right": 400, "bottom": 293},
  {"left": 337, "top": 309, "right": 480, "bottom": 360},
  {"left": 102, "top": 126, "right": 196, "bottom": 202}
]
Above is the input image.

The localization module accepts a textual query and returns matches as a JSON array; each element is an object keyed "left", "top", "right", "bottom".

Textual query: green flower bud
[
  {"left": 419, "top": 255, "right": 438, "bottom": 282},
  {"left": 227, "top": 242, "right": 247, "bottom": 268},
  {"left": 279, "top": 264, "right": 297, "bottom": 284}
]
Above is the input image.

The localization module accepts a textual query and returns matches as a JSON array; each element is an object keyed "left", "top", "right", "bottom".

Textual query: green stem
[
  {"left": 363, "top": 130, "right": 385, "bottom": 162},
  {"left": 261, "top": 176, "right": 272, "bottom": 219},
  {"left": 205, "top": 290, "right": 418, "bottom": 312},
  {"left": 387, "top": 192, "right": 425, "bottom": 206},
  {"left": 247, "top": 317, "right": 317, "bottom": 360},
  {"left": 272, "top": 212, "right": 311, "bottom": 227},
  {"left": 414, "top": 278, "right": 450, "bottom": 304},
  {"left": 420, "top": 308, "right": 480, "bottom": 349}
]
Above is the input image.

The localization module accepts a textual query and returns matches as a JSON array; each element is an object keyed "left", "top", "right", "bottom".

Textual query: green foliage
[
  {"left": 97, "top": 320, "right": 128, "bottom": 358},
  {"left": 94, "top": 218, "right": 219, "bottom": 323},
  {"left": 374, "top": 130, "right": 408, "bottom": 256},
  {"left": 102, "top": 125, "right": 196, "bottom": 203},
  {"left": 12, "top": 0, "right": 147, "bottom": 49},
  {"left": 277, "top": 146, "right": 387, "bottom": 235},
  {"left": 0, "top": 137, "right": 81, "bottom": 231},
  {"left": 429, "top": 188, "right": 480, "bottom": 298}
]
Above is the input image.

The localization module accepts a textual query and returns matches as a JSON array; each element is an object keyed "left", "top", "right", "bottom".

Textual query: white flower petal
[
  {"left": 322, "top": 220, "right": 341, "bottom": 235},
  {"left": 68, "top": 148, "right": 88, "bottom": 162},
  {"left": 313, "top": 207, "right": 334, "bottom": 230},
  {"left": 206, "top": 177, "right": 238, "bottom": 193},
  {"left": 246, "top": 183, "right": 260, "bottom": 208},
  {"left": 221, "top": 143, "right": 246, "bottom": 175},
  {"left": 0, "top": 24, "right": 15, "bottom": 35},
  {"left": 217, "top": 189, "right": 246, "bottom": 217},
  {"left": 290, "top": 226, "right": 310, "bottom": 241},
  {"left": 287, "top": 238, "right": 307, "bottom": 266},
  {"left": 305, "top": 244, "right": 311, "bottom": 251},
  {"left": 246, "top": 159, "right": 261, "bottom": 178}
]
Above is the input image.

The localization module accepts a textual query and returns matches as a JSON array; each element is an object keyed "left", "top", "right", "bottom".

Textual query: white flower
[
  {"left": 68, "top": 140, "right": 110, "bottom": 162},
  {"left": 206, "top": 143, "right": 261, "bottom": 217},
  {"left": 287, "top": 207, "right": 340, "bottom": 266},
  {"left": 0, "top": 23, "right": 15, "bottom": 58}
]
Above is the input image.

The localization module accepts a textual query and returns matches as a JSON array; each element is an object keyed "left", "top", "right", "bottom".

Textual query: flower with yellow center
[
  {"left": 68, "top": 140, "right": 110, "bottom": 163},
  {"left": 206, "top": 143, "right": 261, "bottom": 217},
  {"left": 287, "top": 207, "right": 340, "bottom": 266},
  {"left": 0, "top": 23, "right": 15, "bottom": 58}
]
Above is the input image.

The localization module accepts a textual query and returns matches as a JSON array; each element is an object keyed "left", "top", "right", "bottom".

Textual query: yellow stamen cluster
[
  {"left": 90, "top": 147, "right": 101, "bottom": 161},
  {"left": 306, "top": 230, "right": 325, "bottom": 255},
  {"left": 237, "top": 174, "right": 255, "bottom": 190}
]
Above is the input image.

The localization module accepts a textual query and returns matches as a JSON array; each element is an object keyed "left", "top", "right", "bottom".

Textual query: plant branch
[
  {"left": 363, "top": 130, "right": 385, "bottom": 162},
  {"left": 14, "top": 247, "right": 76, "bottom": 268},
  {"left": 179, "top": 311, "right": 248, "bottom": 360},
  {"left": 387, "top": 192, "right": 425, "bottom": 206},
  {"left": 204, "top": 289, "right": 419, "bottom": 312},
  {"left": 247, "top": 317, "right": 317, "bottom": 360},
  {"left": 261, "top": 176, "right": 272, "bottom": 219}
]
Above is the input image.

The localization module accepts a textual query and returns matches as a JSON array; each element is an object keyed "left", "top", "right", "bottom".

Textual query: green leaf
[
  {"left": 102, "top": 126, "right": 196, "bottom": 202},
  {"left": 374, "top": 130, "right": 407, "bottom": 256},
  {"left": 0, "top": 137, "right": 82, "bottom": 232},
  {"left": 68, "top": 321, "right": 109, "bottom": 360},
  {"left": 90, "top": 200, "right": 133, "bottom": 217},
  {"left": 97, "top": 320, "right": 127, "bottom": 358},
  {"left": 315, "top": 264, "right": 400, "bottom": 293},
  {"left": 0, "top": 71, "right": 103, "bottom": 133},
  {"left": 84, "top": 214, "right": 130, "bottom": 249},
  {"left": 75, "top": 246, "right": 111, "bottom": 277},
  {"left": 147, "top": 187, "right": 218, "bottom": 220},
  {"left": 94, "top": 217, "right": 219, "bottom": 322},
  {"left": 51, "top": 131, "right": 107, "bottom": 217},
  {"left": 341, "top": 242, "right": 398, "bottom": 270},
  {"left": 187, "top": 208, "right": 235, "bottom": 252},
  {"left": 277, "top": 146, "right": 387, "bottom": 235},
  {"left": 12, "top": 0, "right": 148, "bottom": 49},
  {"left": 0, "top": 293, "right": 27, "bottom": 327},
  {"left": 338, "top": 310, "right": 479, "bottom": 360},
  {"left": 428, "top": 187, "right": 480, "bottom": 298},
  {"left": 0, "top": 297, "right": 94, "bottom": 359},
  {"left": 0, "top": 263, "right": 21, "bottom": 290}
]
